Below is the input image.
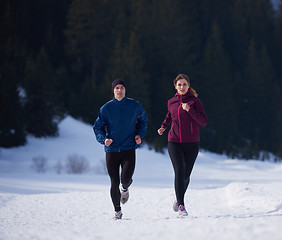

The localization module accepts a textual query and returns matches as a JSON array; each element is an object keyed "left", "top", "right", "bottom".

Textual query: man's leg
[
  {"left": 120, "top": 150, "right": 136, "bottom": 189},
  {"left": 120, "top": 150, "right": 135, "bottom": 204},
  {"left": 106, "top": 152, "right": 122, "bottom": 211}
]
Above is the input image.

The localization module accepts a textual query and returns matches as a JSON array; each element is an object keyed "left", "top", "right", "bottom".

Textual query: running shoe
[
  {"left": 120, "top": 188, "right": 129, "bottom": 204},
  {"left": 173, "top": 201, "right": 179, "bottom": 212},
  {"left": 178, "top": 205, "right": 188, "bottom": 216},
  {"left": 114, "top": 210, "right": 123, "bottom": 220}
]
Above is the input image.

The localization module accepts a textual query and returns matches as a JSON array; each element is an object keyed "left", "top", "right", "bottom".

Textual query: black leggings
[
  {"left": 106, "top": 150, "right": 135, "bottom": 211},
  {"left": 168, "top": 142, "right": 199, "bottom": 206}
]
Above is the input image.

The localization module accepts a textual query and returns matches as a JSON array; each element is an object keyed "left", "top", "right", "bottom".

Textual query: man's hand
[
  {"left": 104, "top": 138, "right": 113, "bottom": 147},
  {"left": 135, "top": 135, "right": 141, "bottom": 145}
]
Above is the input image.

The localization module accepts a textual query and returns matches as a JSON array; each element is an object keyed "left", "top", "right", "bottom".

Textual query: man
[{"left": 93, "top": 78, "right": 148, "bottom": 220}]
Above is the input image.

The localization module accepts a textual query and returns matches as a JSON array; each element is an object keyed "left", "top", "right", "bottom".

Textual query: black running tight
[
  {"left": 106, "top": 150, "right": 135, "bottom": 211},
  {"left": 168, "top": 141, "right": 199, "bottom": 206}
]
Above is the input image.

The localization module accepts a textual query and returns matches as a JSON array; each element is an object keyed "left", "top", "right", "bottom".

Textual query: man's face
[{"left": 114, "top": 84, "right": 126, "bottom": 101}]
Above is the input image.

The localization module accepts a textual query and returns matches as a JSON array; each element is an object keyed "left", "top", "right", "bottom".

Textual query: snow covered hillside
[{"left": 1, "top": 116, "right": 282, "bottom": 240}]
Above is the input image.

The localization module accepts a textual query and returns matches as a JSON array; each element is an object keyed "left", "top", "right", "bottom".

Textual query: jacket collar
[
  {"left": 113, "top": 96, "right": 127, "bottom": 104},
  {"left": 174, "top": 90, "right": 193, "bottom": 98}
]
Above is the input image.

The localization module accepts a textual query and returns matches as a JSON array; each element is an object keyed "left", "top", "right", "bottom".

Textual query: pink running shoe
[
  {"left": 173, "top": 201, "right": 179, "bottom": 212},
  {"left": 178, "top": 205, "right": 188, "bottom": 216}
]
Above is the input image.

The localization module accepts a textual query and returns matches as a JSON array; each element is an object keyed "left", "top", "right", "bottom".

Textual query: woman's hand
[
  {"left": 157, "top": 127, "right": 166, "bottom": 135},
  {"left": 135, "top": 135, "right": 141, "bottom": 144},
  {"left": 104, "top": 138, "right": 113, "bottom": 147},
  {"left": 182, "top": 103, "right": 191, "bottom": 112}
]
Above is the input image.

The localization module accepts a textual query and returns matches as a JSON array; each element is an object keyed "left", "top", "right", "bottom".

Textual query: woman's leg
[
  {"left": 182, "top": 142, "right": 199, "bottom": 194},
  {"left": 168, "top": 142, "right": 186, "bottom": 206},
  {"left": 106, "top": 152, "right": 121, "bottom": 211}
]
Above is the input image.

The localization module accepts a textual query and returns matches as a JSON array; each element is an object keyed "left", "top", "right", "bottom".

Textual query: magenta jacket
[{"left": 161, "top": 90, "right": 207, "bottom": 143}]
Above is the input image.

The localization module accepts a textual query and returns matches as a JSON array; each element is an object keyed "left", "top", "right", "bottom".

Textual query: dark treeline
[{"left": 1, "top": 0, "right": 282, "bottom": 160}]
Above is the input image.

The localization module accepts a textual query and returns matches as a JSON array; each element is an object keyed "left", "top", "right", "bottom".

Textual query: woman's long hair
[{"left": 173, "top": 74, "right": 198, "bottom": 97}]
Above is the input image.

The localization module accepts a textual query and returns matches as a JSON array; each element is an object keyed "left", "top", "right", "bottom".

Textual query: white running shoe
[
  {"left": 178, "top": 205, "right": 188, "bottom": 216},
  {"left": 173, "top": 201, "right": 179, "bottom": 212},
  {"left": 114, "top": 210, "right": 123, "bottom": 220},
  {"left": 120, "top": 188, "right": 129, "bottom": 204}
]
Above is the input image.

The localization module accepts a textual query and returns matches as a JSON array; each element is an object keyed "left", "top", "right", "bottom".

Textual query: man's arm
[
  {"left": 93, "top": 110, "right": 107, "bottom": 145},
  {"left": 135, "top": 105, "right": 148, "bottom": 139}
]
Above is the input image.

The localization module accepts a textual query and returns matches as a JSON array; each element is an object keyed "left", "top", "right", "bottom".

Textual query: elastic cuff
[{"left": 115, "top": 206, "right": 121, "bottom": 212}]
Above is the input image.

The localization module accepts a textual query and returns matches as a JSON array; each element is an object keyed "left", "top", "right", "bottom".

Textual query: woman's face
[{"left": 175, "top": 79, "right": 189, "bottom": 95}]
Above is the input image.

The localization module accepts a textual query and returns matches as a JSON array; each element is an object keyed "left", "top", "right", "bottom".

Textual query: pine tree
[
  {"left": 79, "top": 76, "right": 99, "bottom": 124},
  {"left": 65, "top": 0, "right": 113, "bottom": 85},
  {"left": 24, "top": 47, "right": 58, "bottom": 137},
  {"left": 64, "top": 0, "right": 114, "bottom": 118},
  {"left": 100, "top": 6, "right": 128, "bottom": 103},
  {"left": 201, "top": 22, "right": 234, "bottom": 154},
  {"left": 121, "top": 32, "right": 150, "bottom": 108},
  {"left": 273, "top": 0, "right": 282, "bottom": 78},
  {"left": 231, "top": 0, "right": 249, "bottom": 70},
  {"left": 271, "top": 0, "right": 282, "bottom": 159},
  {"left": 246, "top": 0, "right": 274, "bottom": 50},
  {"left": 101, "top": 2, "right": 151, "bottom": 136},
  {"left": 240, "top": 39, "right": 264, "bottom": 158},
  {"left": 0, "top": 0, "right": 26, "bottom": 147}
]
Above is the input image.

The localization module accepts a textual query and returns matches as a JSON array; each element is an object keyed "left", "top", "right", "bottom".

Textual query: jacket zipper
[
  {"left": 191, "top": 123, "right": 193, "bottom": 134},
  {"left": 178, "top": 95, "right": 182, "bottom": 143}
]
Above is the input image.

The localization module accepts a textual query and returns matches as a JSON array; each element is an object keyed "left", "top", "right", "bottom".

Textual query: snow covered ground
[{"left": 1, "top": 116, "right": 282, "bottom": 240}]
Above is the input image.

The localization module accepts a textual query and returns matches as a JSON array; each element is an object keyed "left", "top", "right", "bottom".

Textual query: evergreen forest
[{"left": 1, "top": 0, "right": 282, "bottom": 160}]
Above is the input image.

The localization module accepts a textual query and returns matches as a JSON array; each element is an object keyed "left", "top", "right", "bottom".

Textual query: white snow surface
[{"left": 1, "top": 116, "right": 282, "bottom": 240}]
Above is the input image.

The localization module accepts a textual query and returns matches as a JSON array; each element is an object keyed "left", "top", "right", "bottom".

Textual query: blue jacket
[{"left": 93, "top": 96, "right": 148, "bottom": 152}]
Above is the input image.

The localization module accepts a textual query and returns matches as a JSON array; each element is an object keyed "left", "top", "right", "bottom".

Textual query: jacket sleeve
[
  {"left": 93, "top": 109, "right": 107, "bottom": 145},
  {"left": 161, "top": 102, "right": 172, "bottom": 129},
  {"left": 188, "top": 98, "right": 207, "bottom": 127},
  {"left": 161, "top": 112, "right": 172, "bottom": 129},
  {"left": 135, "top": 105, "right": 148, "bottom": 138}
]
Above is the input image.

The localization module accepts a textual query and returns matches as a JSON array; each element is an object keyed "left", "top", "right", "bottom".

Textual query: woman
[{"left": 158, "top": 74, "right": 207, "bottom": 216}]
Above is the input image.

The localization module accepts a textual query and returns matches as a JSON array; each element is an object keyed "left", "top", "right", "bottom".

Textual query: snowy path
[
  {"left": 1, "top": 117, "right": 282, "bottom": 240},
  {"left": 1, "top": 182, "right": 282, "bottom": 240}
]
